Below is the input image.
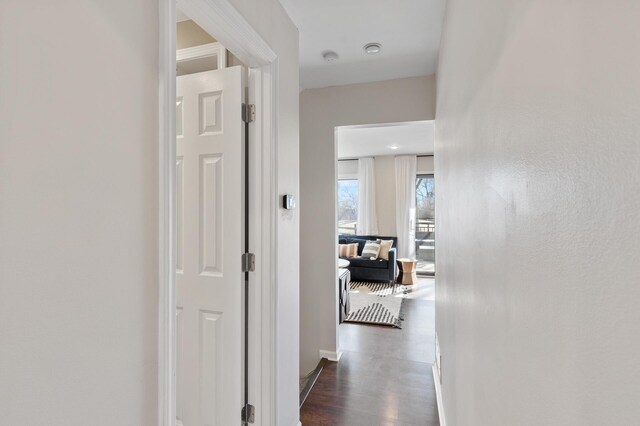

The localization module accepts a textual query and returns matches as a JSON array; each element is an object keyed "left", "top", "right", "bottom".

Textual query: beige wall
[
  {"left": 176, "top": 19, "right": 244, "bottom": 70},
  {"left": 300, "top": 75, "right": 437, "bottom": 374},
  {"left": 177, "top": 19, "right": 216, "bottom": 49},
  {"left": 436, "top": 0, "right": 640, "bottom": 425},
  {"left": 0, "top": 1, "right": 158, "bottom": 424},
  {"left": 338, "top": 156, "right": 434, "bottom": 236}
]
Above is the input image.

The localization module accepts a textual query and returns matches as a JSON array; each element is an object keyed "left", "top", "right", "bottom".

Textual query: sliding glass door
[{"left": 415, "top": 174, "right": 435, "bottom": 275}]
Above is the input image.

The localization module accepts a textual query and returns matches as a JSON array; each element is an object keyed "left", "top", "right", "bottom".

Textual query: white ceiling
[
  {"left": 337, "top": 121, "right": 434, "bottom": 159},
  {"left": 278, "top": 0, "right": 446, "bottom": 89}
]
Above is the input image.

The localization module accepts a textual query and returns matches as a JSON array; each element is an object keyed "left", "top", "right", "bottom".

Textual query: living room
[
  {"left": 336, "top": 121, "right": 436, "bottom": 275},
  {"left": 335, "top": 120, "right": 435, "bottom": 304}
]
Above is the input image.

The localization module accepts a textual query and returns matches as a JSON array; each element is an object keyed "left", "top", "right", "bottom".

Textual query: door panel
[
  {"left": 176, "top": 66, "right": 244, "bottom": 426},
  {"left": 199, "top": 154, "right": 223, "bottom": 276}
]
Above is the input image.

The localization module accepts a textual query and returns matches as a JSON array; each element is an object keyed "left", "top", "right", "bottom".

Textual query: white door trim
[
  {"left": 432, "top": 363, "right": 447, "bottom": 426},
  {"left": 176, "top": 42, "right": 227, "bottom": 69},
  {"left": 158, "top": 0, "right": 278, "bottom": 425}
]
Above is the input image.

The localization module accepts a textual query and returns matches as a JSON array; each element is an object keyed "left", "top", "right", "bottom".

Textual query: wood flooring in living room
[{"left": 300, "top": 277, "right": 439, "bottom": 426}]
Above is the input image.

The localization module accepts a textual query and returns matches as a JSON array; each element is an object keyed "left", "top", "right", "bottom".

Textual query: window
[
  {"left": 337, "top": 179, "right": 358, "bottom": 235},
  {"left": 416, "top": 174, "right": 435, "bottom": 275}
]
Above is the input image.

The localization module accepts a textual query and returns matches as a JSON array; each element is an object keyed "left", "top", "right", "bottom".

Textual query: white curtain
[
  {"left": 395, "top": 155, "right": 417, "bottom": 259},
  {"left": 356, "top": 157, "right": 378, "bottom": 235}
]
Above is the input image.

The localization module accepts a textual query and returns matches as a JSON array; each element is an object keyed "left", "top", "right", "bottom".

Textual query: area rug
[{"left": 344, "top": 282, "right": 408, "bottom": 328}]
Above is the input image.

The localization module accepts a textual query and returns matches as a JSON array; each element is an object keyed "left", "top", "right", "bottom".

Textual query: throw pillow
[
  {"left": 343, "top": 237, "right": 367, "bottom": 256},
  {"left": 338, "top": 243, "right": 358, "bottom": 258},
  {"left": 361, "top": 240, "right": 381, "bottom": 260},
  {"left": 377, "top": 239, "right": 394, "bottom": 260}
]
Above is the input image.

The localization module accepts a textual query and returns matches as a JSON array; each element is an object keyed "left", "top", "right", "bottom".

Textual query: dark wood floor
[{"left": 300, "top": 279, "right": 439, "bottom": 426}]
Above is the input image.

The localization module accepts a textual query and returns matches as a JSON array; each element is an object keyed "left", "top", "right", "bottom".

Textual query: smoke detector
[
  {"left": 322, "top": 51, "right": 339, "bottom": 62},
  {"left": 364, "top": 43, "right": 382, "bottom": 55}
]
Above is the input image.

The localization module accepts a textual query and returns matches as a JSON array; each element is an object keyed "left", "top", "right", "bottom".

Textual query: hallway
[{"left": 300, "top": 278, "right": 439, "bottom": 425}]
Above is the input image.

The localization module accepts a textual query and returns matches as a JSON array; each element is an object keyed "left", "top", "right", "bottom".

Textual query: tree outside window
[
  {"left": 338, "top": 179, "right": 358, "bottom": 234},
  {"left": 416, "top": 175, "right": 435, "bottom": 275}
]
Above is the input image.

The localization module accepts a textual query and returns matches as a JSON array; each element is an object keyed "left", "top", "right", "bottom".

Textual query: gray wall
[
  {"left": 300, "top": 76, "right": 437, "bottom": 374},
  {"left": 436, "top": 0, "right": 640, "bottom": 425}
]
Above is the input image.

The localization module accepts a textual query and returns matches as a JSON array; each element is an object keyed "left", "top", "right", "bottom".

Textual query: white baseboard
[
  {"left": 296, "top": 422, "right": 302, "bottom": 426},
  {"left": 319, "top": 349, "right": 343, "bottom": 362},
  {"left": 432, "top": 363, "right": 447, "bottom": 426}
]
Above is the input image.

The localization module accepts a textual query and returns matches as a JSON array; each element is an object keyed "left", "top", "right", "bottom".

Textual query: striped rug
[{"left": 344, "top": 282, "right": 408, "bottom": 328}]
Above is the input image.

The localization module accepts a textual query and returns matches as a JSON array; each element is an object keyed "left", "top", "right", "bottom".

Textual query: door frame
[
  {"left": 176, "top": 41, "right": 227, "bottom": 70},
  {"left": 158, "top": 0, "right": 279, "bottom": 425}
]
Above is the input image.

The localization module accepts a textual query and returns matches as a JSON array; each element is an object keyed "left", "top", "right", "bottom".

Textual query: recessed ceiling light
[
  {"left": 364, "top": 43, "right": 382, "bottom": 55},
  {"left": 322, "top": 51, "right": 339, "bottom": 62},
  {"left": 389, "top": 145, "right": 399, "bottom": 150}
]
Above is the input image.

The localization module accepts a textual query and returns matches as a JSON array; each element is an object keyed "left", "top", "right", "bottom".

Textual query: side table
[{"left": 396, "top": 258, "right": 418, "bottom": 285}]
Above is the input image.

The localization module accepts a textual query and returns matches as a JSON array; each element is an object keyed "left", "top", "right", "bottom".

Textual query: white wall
[
  {"left": 338, "top": 156, "right": 434, "bottom": 236},
  {"left": 300, "top": 75, "right": 437, "bottom": 374},
  {"left": 0, "top": 1, "right": 159, "bottom": 424},
  {"left": 226, "top": 1, "right": 300, "bottom": 425},
  {"left": 436, "top": 0, "right": 640, "bottom": 425}
]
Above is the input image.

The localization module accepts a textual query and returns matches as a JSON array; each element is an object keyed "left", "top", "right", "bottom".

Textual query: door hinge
[
  {"left": 242, "top": 103, "right": 255, "bottom": 123},
  {"left": 242, "top": 252, "right": 255, "bottom": 272},
  {"left": 241, "top": 403, "right": 255, "bottom": 424}
]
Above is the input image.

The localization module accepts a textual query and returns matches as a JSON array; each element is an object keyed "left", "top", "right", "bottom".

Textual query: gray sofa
[{"left": 338, "top": 235, "right": 398, "bottom": 283}]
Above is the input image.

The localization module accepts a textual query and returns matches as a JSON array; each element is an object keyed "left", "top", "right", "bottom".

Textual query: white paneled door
[{"left": 176, "top": 66, "right": 244, "bottom": 426}]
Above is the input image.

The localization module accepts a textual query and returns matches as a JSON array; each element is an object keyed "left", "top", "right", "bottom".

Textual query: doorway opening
[
  {"left": 333, "top": 119, "right": 437, "bottom": 323},
  {"left": 158, "top": 1, "right": 278, "bottom": 425},
  {"left": 299, "top": 119, "right": 438, "bottom": 423},
  {"left": 174, "top": 11, "right": 248, "bottom": 426}
]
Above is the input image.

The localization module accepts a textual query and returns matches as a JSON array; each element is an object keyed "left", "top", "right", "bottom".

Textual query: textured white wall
[
  {"left": 226, "top": 1, "right": 300, "bottom": 425},
  {"left": 300, "top": 76, "right": 437, "bottom": 374},
  {"left": 436, "top": 0, "right": 640, "bottom": 425},
  {"left": 0, "top": 1, "right": 159, "bottom": 424}
]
